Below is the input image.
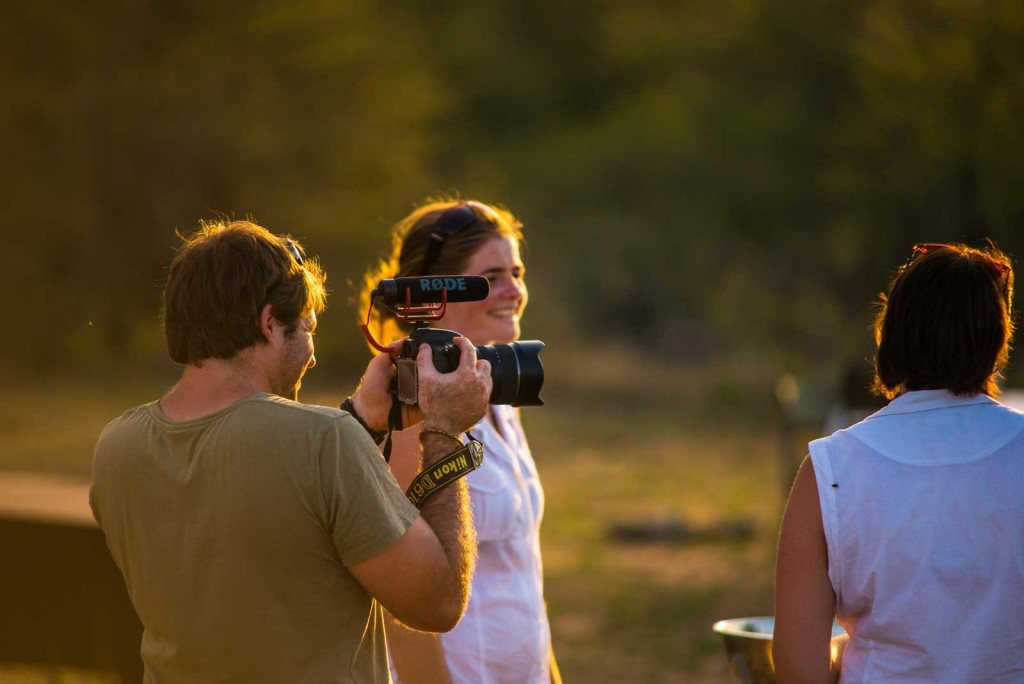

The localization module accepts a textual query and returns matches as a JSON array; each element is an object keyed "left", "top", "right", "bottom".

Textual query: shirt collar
[{"left": 868, "top": 389, "right": 996, "bottom": 419}]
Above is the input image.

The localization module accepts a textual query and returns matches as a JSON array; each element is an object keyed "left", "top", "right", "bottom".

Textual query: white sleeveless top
[{"left": 809, "top": 390, "right": 1024, "bottom": 683}]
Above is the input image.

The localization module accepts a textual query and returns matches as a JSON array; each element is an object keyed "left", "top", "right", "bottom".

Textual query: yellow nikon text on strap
[{"left": 406, "top": 439, "right": 484, "bottom": 509}]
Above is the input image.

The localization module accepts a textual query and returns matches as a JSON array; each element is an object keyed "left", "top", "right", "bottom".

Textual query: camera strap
[
  {"left": 380, "top": 392, "right": 404, "bottom": 463},
  {"left": 405, "top": 437, "right": 484, "bottom": 509}
]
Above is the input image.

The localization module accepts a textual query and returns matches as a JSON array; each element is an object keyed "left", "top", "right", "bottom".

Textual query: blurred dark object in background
[
  {"left": 608, "top": 517, "right": 756, "bottom": 544},
  {"left": 0, "top": 473, "right": 142, "bottom": 680},
  {"left": 822, "top": 357, "right": 889, "bottom": 435}
]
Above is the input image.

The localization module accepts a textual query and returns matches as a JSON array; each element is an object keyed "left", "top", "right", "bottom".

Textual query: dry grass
[
  {"left": 0, "top": 373, "right": 791, "bottom": 683},
  {"left": 528, "top": 422, "right": 783, "bottom": 683}
]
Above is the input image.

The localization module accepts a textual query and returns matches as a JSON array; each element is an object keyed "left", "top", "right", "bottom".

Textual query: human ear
[{"left": 259, "top": 303, "right": 276, "bottom": 343}]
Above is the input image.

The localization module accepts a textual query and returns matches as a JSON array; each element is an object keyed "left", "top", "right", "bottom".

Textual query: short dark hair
[
  {"left": 163, "top": 220, "right": 327, "bottom": 364},
  {"left": 873, "top": 242, "right": 1015, "bottom": 399}
]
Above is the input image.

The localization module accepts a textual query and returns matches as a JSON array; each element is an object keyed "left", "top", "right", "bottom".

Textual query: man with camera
[{"left": 89, "top": 220, "right": 492, "bottom": 683}]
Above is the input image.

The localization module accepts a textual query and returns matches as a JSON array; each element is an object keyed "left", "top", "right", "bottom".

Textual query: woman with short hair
[{"left": 774, "top": 242, "right": 1023, "bottom": 683}]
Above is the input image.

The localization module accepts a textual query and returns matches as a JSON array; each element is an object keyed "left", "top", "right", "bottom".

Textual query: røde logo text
[{"left": 419, "top": 277, "right": 467, "bottom": 291}]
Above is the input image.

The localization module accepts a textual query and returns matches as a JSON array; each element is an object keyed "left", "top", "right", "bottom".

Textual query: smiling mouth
[{"left": 488, "top": 309, "right": 520, "bottom": 318}]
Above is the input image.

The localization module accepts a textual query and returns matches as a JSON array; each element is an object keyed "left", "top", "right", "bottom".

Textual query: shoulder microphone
[{"left": 376, "top": 276, "right": 490, "bottom": 305}]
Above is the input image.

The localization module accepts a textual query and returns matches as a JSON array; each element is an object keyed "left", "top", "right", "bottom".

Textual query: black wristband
[{"left": 340, "top": 397, "right": 388, "bottom": 445}]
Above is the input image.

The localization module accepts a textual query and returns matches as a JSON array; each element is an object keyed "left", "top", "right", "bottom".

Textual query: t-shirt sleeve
[{"left": 317, "top": 416, "right": 419, "bottom": 566}]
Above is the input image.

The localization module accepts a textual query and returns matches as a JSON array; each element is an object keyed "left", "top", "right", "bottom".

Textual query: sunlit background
[{"left": 3, "top": 2, "right": 1024, "bottom": 682}]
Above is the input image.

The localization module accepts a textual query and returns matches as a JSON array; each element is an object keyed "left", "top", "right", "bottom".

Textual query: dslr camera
[{"left": 363, "top": 276, "right": 545, "bottom": 407}]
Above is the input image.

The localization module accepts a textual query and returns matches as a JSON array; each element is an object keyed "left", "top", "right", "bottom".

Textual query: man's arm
[
  {"left": 347, "top": 474, "right": 470, "bottom": 632},
  {"left": 348, "top": 338, "right": 490, "bottom": 632},
  {"left": 385, "top": 612, "right": 451, "bottom": 684},
  {"left": 773, "top": 456, "right": 840, "bottom": 684},
  {"left": 379, "top": 427, "right": 454, "bottom": 678}
]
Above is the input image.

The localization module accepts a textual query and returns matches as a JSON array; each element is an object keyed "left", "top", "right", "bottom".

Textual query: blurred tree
[
  {"left": 4, "top": 0, "right": 1024, "bottom": 387},
  {"left": 1, "top": 0, "right": 446, "bottom": 373}
]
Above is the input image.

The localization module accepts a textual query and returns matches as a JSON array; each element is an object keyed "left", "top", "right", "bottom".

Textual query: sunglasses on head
[
  {"left": 285, "top": 239, "right": 305, "bottom": 266},
  {"left": 900, "top": 243, "right": 943, "bottom": 272},
  {"left": 901, "top": 242, "right": 1011, "bottom": 301},
  {"left": 418, "top": 202, "right": 498, "bottom": 276},
  {"left": 903, "top": 243, "right": 1009, "bottom": 274}
]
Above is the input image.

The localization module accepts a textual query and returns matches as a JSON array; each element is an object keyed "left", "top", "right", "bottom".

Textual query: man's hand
[
  {"left": 417, "top": 337, "right": 491, "bottom": 435},
  {"left": 351, "top": 337, "right": 491, "bottom": 434}
]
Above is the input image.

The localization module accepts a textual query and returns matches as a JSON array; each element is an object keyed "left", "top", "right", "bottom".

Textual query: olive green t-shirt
[{"left": 90, "top": 392, "right": 419, "bottom": 683}]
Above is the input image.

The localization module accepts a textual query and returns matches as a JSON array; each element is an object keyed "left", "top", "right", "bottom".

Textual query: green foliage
[{"left": 5, "top": 0, "right": 1024, "bottom": 386}]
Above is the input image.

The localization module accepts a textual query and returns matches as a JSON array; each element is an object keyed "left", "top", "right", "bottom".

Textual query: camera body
[{"left": 396, "top": 326, "right": 544, "bottom": 407}]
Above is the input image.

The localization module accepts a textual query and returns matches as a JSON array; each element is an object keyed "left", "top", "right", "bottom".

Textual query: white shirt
[
  {"left": 810, "top": 390, "right": 1024, "bottom": 683},
  {"left": 441, "top": 404, "right": 549, "bottom": 683},
  {"left": 391, "top": 405, "right": 549, "bottom": 684}
]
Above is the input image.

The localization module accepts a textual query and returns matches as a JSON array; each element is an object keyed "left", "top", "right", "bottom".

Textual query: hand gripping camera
[{"left": 362, "top": 276, "right": 545, "bottom": 407}]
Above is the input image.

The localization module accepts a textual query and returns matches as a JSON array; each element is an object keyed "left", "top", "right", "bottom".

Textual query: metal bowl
[
  {"left": 712, "top": 616, "right": 847, "bottom": 684},
  {"left": 712, "top": 617, "right": 776, "bottom": 684}
]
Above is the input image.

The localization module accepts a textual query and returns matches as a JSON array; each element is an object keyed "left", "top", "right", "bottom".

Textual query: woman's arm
[{"left": 773, "top": 456, "right": 840, "bottom": 684}]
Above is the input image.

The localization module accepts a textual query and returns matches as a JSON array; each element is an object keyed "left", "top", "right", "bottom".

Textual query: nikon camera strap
[{"left": 406, "top": 437, "right": 484, "bottom": 509}]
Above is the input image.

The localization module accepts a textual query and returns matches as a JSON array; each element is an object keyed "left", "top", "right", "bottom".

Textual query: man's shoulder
[
  {"left": 234, "top": 394, "right": 370, "bottom": 442},
  {"left": 239, "top": 393, "right": 348, "bottom": 425},
  {"left": 243, "top": 397, "right": 385, "bottom": 473},
  {"left": 95, "top": 395, "right": 367, "bottom": 459},
  {"left": 98, "top": 402, "right": 158, "bottom": 441},
  {"left": 98, "top": 395, "right": 351, "bottom": 438},
  {"left": 93, "top": 403, "right": 162, "bottom": 478}
]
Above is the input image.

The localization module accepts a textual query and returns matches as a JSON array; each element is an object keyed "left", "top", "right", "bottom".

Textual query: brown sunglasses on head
[{"left": 900, "top": 242, "right": 1012, "bottom": 302}]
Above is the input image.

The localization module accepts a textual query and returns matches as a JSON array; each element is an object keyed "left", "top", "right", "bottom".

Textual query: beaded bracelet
[{"left": 418, "top": 427, "right": 464, "bottom": 448}]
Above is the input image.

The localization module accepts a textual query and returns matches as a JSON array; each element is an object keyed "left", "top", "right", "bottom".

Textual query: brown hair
[
  {"left": 359, "top": 198, "right": 524, "bottom": 346},
  {"left": 873, "top": 242, "right": 1015, "bottom": 399},
  {"left": 163, "top": 219, "right": 327, "bottom": 364}
]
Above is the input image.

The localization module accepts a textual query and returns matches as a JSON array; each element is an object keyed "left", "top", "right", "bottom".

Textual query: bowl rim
[
  {"left": 713, "top": 616, "right": 848, "bottom": 639},
  {"left": 711, "top": 616, "right": 775, "bottom": 640}
]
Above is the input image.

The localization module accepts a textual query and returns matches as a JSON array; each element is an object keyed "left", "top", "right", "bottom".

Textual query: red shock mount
[{"left": 361, "top": 286, "right": 450, "bottom": 354}]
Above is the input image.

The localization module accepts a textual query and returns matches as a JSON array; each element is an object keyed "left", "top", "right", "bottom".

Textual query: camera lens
[
  {"left": 406, "top": 327, "right": 545, "bottom": 407},
  {"left": 477, "top": 341, "right": 545, "bottom": 406}
]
